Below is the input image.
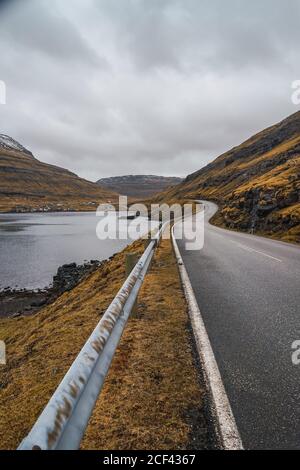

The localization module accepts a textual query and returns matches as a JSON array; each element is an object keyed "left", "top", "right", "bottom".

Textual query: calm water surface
[{"left": 0, "top": 212, "right": 154, "bottom": 290}]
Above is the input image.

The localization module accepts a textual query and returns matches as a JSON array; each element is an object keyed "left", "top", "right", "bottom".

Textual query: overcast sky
[{"left": 0, "top": 0, "right": 299, "bottom": 181}]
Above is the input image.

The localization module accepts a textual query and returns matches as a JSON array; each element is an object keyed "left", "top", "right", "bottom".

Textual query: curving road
[{"left": 176, "top": 201, "right": 300, "bottom": 449}]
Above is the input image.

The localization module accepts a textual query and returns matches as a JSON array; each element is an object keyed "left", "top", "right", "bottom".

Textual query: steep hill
[
  {"left": 153, "top": 112, "right": 300, "bottom": 243},
  {"left": 0, "top": 135, "right": 118, "bottom": 212},
  {"left": 97, "top": 174, "right": 182, "bottom": 199}
]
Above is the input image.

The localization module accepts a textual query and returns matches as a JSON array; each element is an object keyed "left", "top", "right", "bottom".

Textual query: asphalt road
[{"left": 176, "top": 201, "right": 300, "bottom": 449}]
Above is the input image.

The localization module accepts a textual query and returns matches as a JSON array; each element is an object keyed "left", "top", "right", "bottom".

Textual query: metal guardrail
[{"left": 18, "top": 223, "right": 167, "bottom": 450}]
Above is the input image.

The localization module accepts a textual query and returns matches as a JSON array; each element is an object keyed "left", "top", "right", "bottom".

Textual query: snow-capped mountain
[
  {"left": 0, "top": 134, "right": 118, "bottom": 212},
  {"left": 0, "top": 134, "right": 33, "bottom": 156}
]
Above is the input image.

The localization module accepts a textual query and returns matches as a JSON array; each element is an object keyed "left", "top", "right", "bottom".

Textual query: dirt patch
[{"left": 0, "top": 290, "right": 48, "bottom": 318}]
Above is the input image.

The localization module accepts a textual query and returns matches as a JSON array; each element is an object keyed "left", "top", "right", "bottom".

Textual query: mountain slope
[
  {"left": 153, "top": 112, "right": 300, "bottom": 243},
  {"left": 0, "top": 135, "right": 118, "bottom": 212},
  {"left": 97, "top": 174, "right": 182, "bottom": 199}
]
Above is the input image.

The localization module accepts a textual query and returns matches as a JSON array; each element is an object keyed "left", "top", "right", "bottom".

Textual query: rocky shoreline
[{"left": 0, "top": 259, "right": 102, "bottom": 318}]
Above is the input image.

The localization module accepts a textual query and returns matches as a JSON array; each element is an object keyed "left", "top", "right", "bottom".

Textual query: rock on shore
[{"left": 0, "top": 259, "right": 102, "bottom": 318}]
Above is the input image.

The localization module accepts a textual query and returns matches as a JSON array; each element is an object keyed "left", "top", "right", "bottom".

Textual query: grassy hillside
[
  {"left": 153, "top": 112, "right": 300, "bottom": 243},
  {"left": 0, "top": 144, "right": 118, "bottom": 213}
]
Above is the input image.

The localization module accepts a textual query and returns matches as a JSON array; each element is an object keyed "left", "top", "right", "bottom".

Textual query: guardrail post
[
  {"left": 125, "top": 253, "right": 139, "bottom": 316},
  {"left": 143, "top": 237, "right": 152, "bottom": 250},
  {"left": 156, "top": 222, "right": 164, "bottom": 248}
]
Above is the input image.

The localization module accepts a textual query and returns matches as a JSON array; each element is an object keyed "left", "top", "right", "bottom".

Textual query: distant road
[{"left": 176, "top": 201, "right": 300, "bottom": 449}]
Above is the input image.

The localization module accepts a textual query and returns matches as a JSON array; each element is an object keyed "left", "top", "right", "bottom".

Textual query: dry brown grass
[
  {"left": 81, "top": 237, "right": 205, "bottom": 450},
  {"left": 0, "top": 237, "right": 206, "bottom": 450}
]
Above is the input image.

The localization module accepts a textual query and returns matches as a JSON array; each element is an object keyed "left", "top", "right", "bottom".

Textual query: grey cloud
[
  {"left": 96, "top": 0, "right": 300, "bottom": 73},
  {"left": 0, "top": 0, "right": 299, "bottom": 181},
  {"left": 0, "top": 0, "right": 104, "bottom": 66}
]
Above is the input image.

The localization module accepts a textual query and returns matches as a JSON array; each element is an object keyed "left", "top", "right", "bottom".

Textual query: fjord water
[{"left": 0, "top": 212, "right": 155, "bottom": 290}]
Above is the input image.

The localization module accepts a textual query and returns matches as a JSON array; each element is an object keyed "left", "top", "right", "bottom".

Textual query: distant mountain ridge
[
  {"left": 97, "top": 174, "right": 183, "bottom": 199},
  {"left": 153, "top": 111, "right": 300, "bottom": 243},
  {"left": 0, "top": 135, "right": 118, "bottom": 213}
]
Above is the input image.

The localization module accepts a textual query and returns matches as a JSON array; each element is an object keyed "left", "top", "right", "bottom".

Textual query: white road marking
[
  {"left": 172, "top": 226, "right": 243, "bottom": 450},
  {"left": 234, "top": 242, "right": 282, "bottom": 262}
]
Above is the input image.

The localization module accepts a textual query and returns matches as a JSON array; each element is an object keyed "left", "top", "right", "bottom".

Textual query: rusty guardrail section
[{"left": 18, "top": 223, "right": 167, "bottom": 450}]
